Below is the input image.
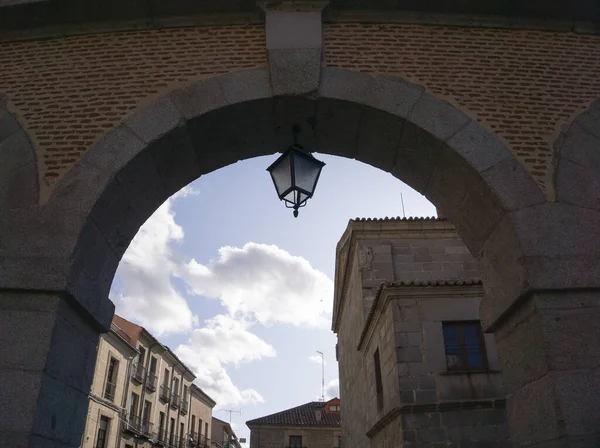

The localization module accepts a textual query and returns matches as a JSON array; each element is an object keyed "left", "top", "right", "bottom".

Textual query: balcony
[
  {"left": 159, "top": 384, "right": 171, "bottom": 402},
  {"left": 103, "top": 381, "right": 116, "bottom": 402},
  {"left": 146, "top": 371, "right": 157, "bottom": 392},
  {"left": 168, "top": 435, "right": 184, "bottom": 448},
  {"left": 155, "top": 428, "right": 168, "bottom": 446},
  {"left": 141, "top": 419, "right": 153, "bottom": 438},
  {"left": 131, "top": 362, "right": 146, "bottom": 384},
  {"left": 126, "top": 415, "right": 142, "bottom": 434},
  {"left": 170, "top": 392, "right": 181, "bottom": 409},
  {"left": 180, "top": 396, "right": 188, "bottom": 414},
  {"left": 126, "top": 415, "right": 153, "bottom": 438},
  {"left": 189, "top": 434, "right": 210, "bottom": 448}
]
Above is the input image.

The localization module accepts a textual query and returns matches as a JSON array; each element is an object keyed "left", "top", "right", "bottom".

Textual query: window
[
  {"left": 149, "top": 356, "right": 158, "bottom": 374},
  {"left": 95, "top": 415, "right": 110, "bottom": 448},
  {"left": 159, "top": 412, "right": 166, "bottom": 436},
  {"left": 143, "top": 400, "right": 152, "bottom": 423},
  {"left": 443, "top": 322, "right": 488, "bottom": 371},
  {"left": 130, "top": 392, "right": 139, "bottom": 420},
  {"left": 374, "top": 348, "right": 383, "bottom": 410},
  {"left": 199, "top": 418, "right": 203, "bottom": 437},
  {"left": 103, "top": 357, "right": 119, "bottom": 401},
  {"left": 169, "top": 417, "right": 176, "bottom": 445},
  {"left": 163, "top": 368, "right": 170, "bottom": 386},
  {"left": 180, "top": 422, "right": 185, "bottom": 443},
  {"left": 289, "top": 435, "right": 302, "bottom": 448},
  {"left": 204, "top": 422, "right": 208, "bottom": 440},
  {"left": 191, "top": 415, "right": 196, "bottom": 435},
  {"left": 138, "top": 346, "right": 146, "bottom": 366},
  {"left": 329, "top": 405, "right": 340, "bottom": 412}
]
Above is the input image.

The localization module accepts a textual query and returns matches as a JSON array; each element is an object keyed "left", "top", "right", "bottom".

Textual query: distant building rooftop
[{"left": 246, "top": 400, "right": 341, "bottom": 427}]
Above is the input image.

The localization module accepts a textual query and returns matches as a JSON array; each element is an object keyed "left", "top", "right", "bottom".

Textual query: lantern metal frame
[{"left": 266, "top": 144, "right": 326, "bottom": 218}]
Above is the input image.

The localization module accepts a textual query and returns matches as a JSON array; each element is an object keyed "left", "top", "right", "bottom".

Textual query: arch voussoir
[
  {"left": 555, "top": 99, "right": 600, "bottom": 212},
  {"left": 0, "top": 100, "right": 39, "bottom": 210}
]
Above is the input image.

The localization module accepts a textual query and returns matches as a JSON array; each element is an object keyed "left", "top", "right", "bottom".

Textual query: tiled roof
[
  {"left": 246, "top": 401, "right": 341, "bottom": 427},
  {"left": 351, "top": 216, "right": 445, "bottom": 222}
]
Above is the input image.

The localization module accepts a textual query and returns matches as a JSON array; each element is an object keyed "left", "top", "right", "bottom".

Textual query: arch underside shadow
[
  {"left": 3, "top": 67, "right": 547, "bottom": 327},
  {"left": 0, "top": 95, "right": 38, "bottom": 210}
]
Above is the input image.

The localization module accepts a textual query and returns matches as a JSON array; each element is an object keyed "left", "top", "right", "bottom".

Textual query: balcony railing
[
  {"left": 188, "top": 434, "right": 211, "bottom": 448},
  {"left": 103, "top": 381, "right": 116, "bottom": 402},
  {"left": 180, "top": 396, "right": 188, "bottom": 414},
  {"left": 155, "top": 428, "right": 168, "bottom": 445},
  {"left": 170, "top": 392, "right": 181, "bottom": 409},
  {"left": 141, "top": 419, "right": 153, "bottom": 437},
  {"left": 131, "top": 362, "right": 146, "bottom": 384},
  {"left": 127, "top": 415, "right": 142, "bottom": 433},
  {"left": 160, "top": 384, "right": 171, "bottom": 402},
  {"left": 146, "top": 370, "right": 157, "bottom": 392},
  {"left": 126, "top": 415, "right": 153, "bottom": 438},
  {"left": 168, "top": 435, "right": 184, "bottom": 448}
]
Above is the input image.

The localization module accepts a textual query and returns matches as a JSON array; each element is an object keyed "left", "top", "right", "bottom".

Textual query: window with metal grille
[{"left": 442, "top": 322, "right": 488, "bottom": 371}]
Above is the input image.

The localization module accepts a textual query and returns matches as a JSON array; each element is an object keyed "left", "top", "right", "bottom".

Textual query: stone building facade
[
  {"left": 333, "top": 218, "right": 508, "bottom": 447},
  {"left": 246, "top": 398, "right": 341, "bottom": 448},
  {"left": 80, "top": 319, "right": 139, "bottom": 448},
  {"left": 81, "top": 315, "right": 216, "bottom": 448}
]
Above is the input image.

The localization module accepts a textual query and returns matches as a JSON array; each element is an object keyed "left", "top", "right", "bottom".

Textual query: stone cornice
[
  {"left": 2, "top": 7, "right": 599, "bottom": 43},
  {"left": 357, "top": 282, "right": 484, "bottom": 352},
  {"left": 365, "top": 398, "right": 506, "bottom": 439},
  {"left": 257, "top": 1, "right": 329, "bottom": 12},
  {"left": 332, "top": 218, "right": 456, "bottom": 333}
]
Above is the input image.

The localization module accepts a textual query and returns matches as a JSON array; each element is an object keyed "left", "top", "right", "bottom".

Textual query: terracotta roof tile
[{"left": 246, "top": 401, "right": 340, "bottom": 427}]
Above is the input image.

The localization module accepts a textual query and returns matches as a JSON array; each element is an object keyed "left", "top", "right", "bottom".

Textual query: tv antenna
[
  {"left": 220, "top": 408, "right": 242, "bottom": 423},
  {"left": 316, "top": 350, "right": 325, "bottom": 402},
  {"left": 400, "top": 193, "right": 406, "bottom": 218}
]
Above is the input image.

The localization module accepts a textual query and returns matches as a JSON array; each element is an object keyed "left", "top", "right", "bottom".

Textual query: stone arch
[
  {"left": 0, "top": 95, "right": 39, "bottom": 210},
  {"left": 35, "top": 66, "right": 546, "bottom": 326},
  {"left": 555, "top": 98, "right": 600, "bottom": 211}
]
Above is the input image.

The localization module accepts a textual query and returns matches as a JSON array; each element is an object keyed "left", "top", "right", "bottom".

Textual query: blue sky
[{"left": 110, "top": 153, "right": 436, "bottom": 442}]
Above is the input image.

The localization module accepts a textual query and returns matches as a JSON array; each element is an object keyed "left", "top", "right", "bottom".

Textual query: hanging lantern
[{"left": 266, "top": 144, "right": 326, "bottom": 218}]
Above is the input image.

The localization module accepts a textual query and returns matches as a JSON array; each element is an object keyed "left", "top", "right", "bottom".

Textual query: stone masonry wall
[
  {"left": 359, "top": 228, "right": 479, "bottom": 318},
  {"left": 337, "top": 253, "right": 370, "bottom": 448},
  {"left": 0, "top": 25, "right": 266, "bottom": 198},
  {"left": 249, "top": 426, "right": 341, "bottom": 448},
  {"left": 324, "top": 23, "right": 600, "bottom": 195}
]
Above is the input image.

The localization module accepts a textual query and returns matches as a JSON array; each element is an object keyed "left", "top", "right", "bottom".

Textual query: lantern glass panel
[
  {"left": 269, "top": 152, "right": 292, "bottom": 197},
  {"left": 293, "top": 152, "right": 323, "bottom": 195}
]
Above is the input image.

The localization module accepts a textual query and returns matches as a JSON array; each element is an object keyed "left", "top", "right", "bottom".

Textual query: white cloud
[
  {"left": 111, "top": 193, "right": 197, "bottom": 336},
  {"left": 175, "top": 314, "right": 275, "bottom": 406},
  {"left": 325, "top": 378, "right": 339, "bottom": 399},
  {"left": 308, "top": 354, "right": 327, "bottom": 365},
  {"left": 111, "top": 185, "right": 334, "bottom": 408},
  {"left": 182, "top": 243, "right": 334, "bottom": 329}
]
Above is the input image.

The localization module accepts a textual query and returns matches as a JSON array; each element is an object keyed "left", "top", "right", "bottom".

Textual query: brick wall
[
  {"left": 0, "top": 25, "right": 266, "bottom": 194},
  {"left": 324, "top": 23, "right": 600, "bottom": 195}
]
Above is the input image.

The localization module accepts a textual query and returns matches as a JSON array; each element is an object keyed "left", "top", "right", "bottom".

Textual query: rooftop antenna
[
  {"left": 400, "top": 193, "right": 406, "bottom": 218},
  {"left": 220, "top": 408, "right": 242, "bottom": 423},
  {"left": 316, "top": 350, "right": 325, "bottom": 402}
]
